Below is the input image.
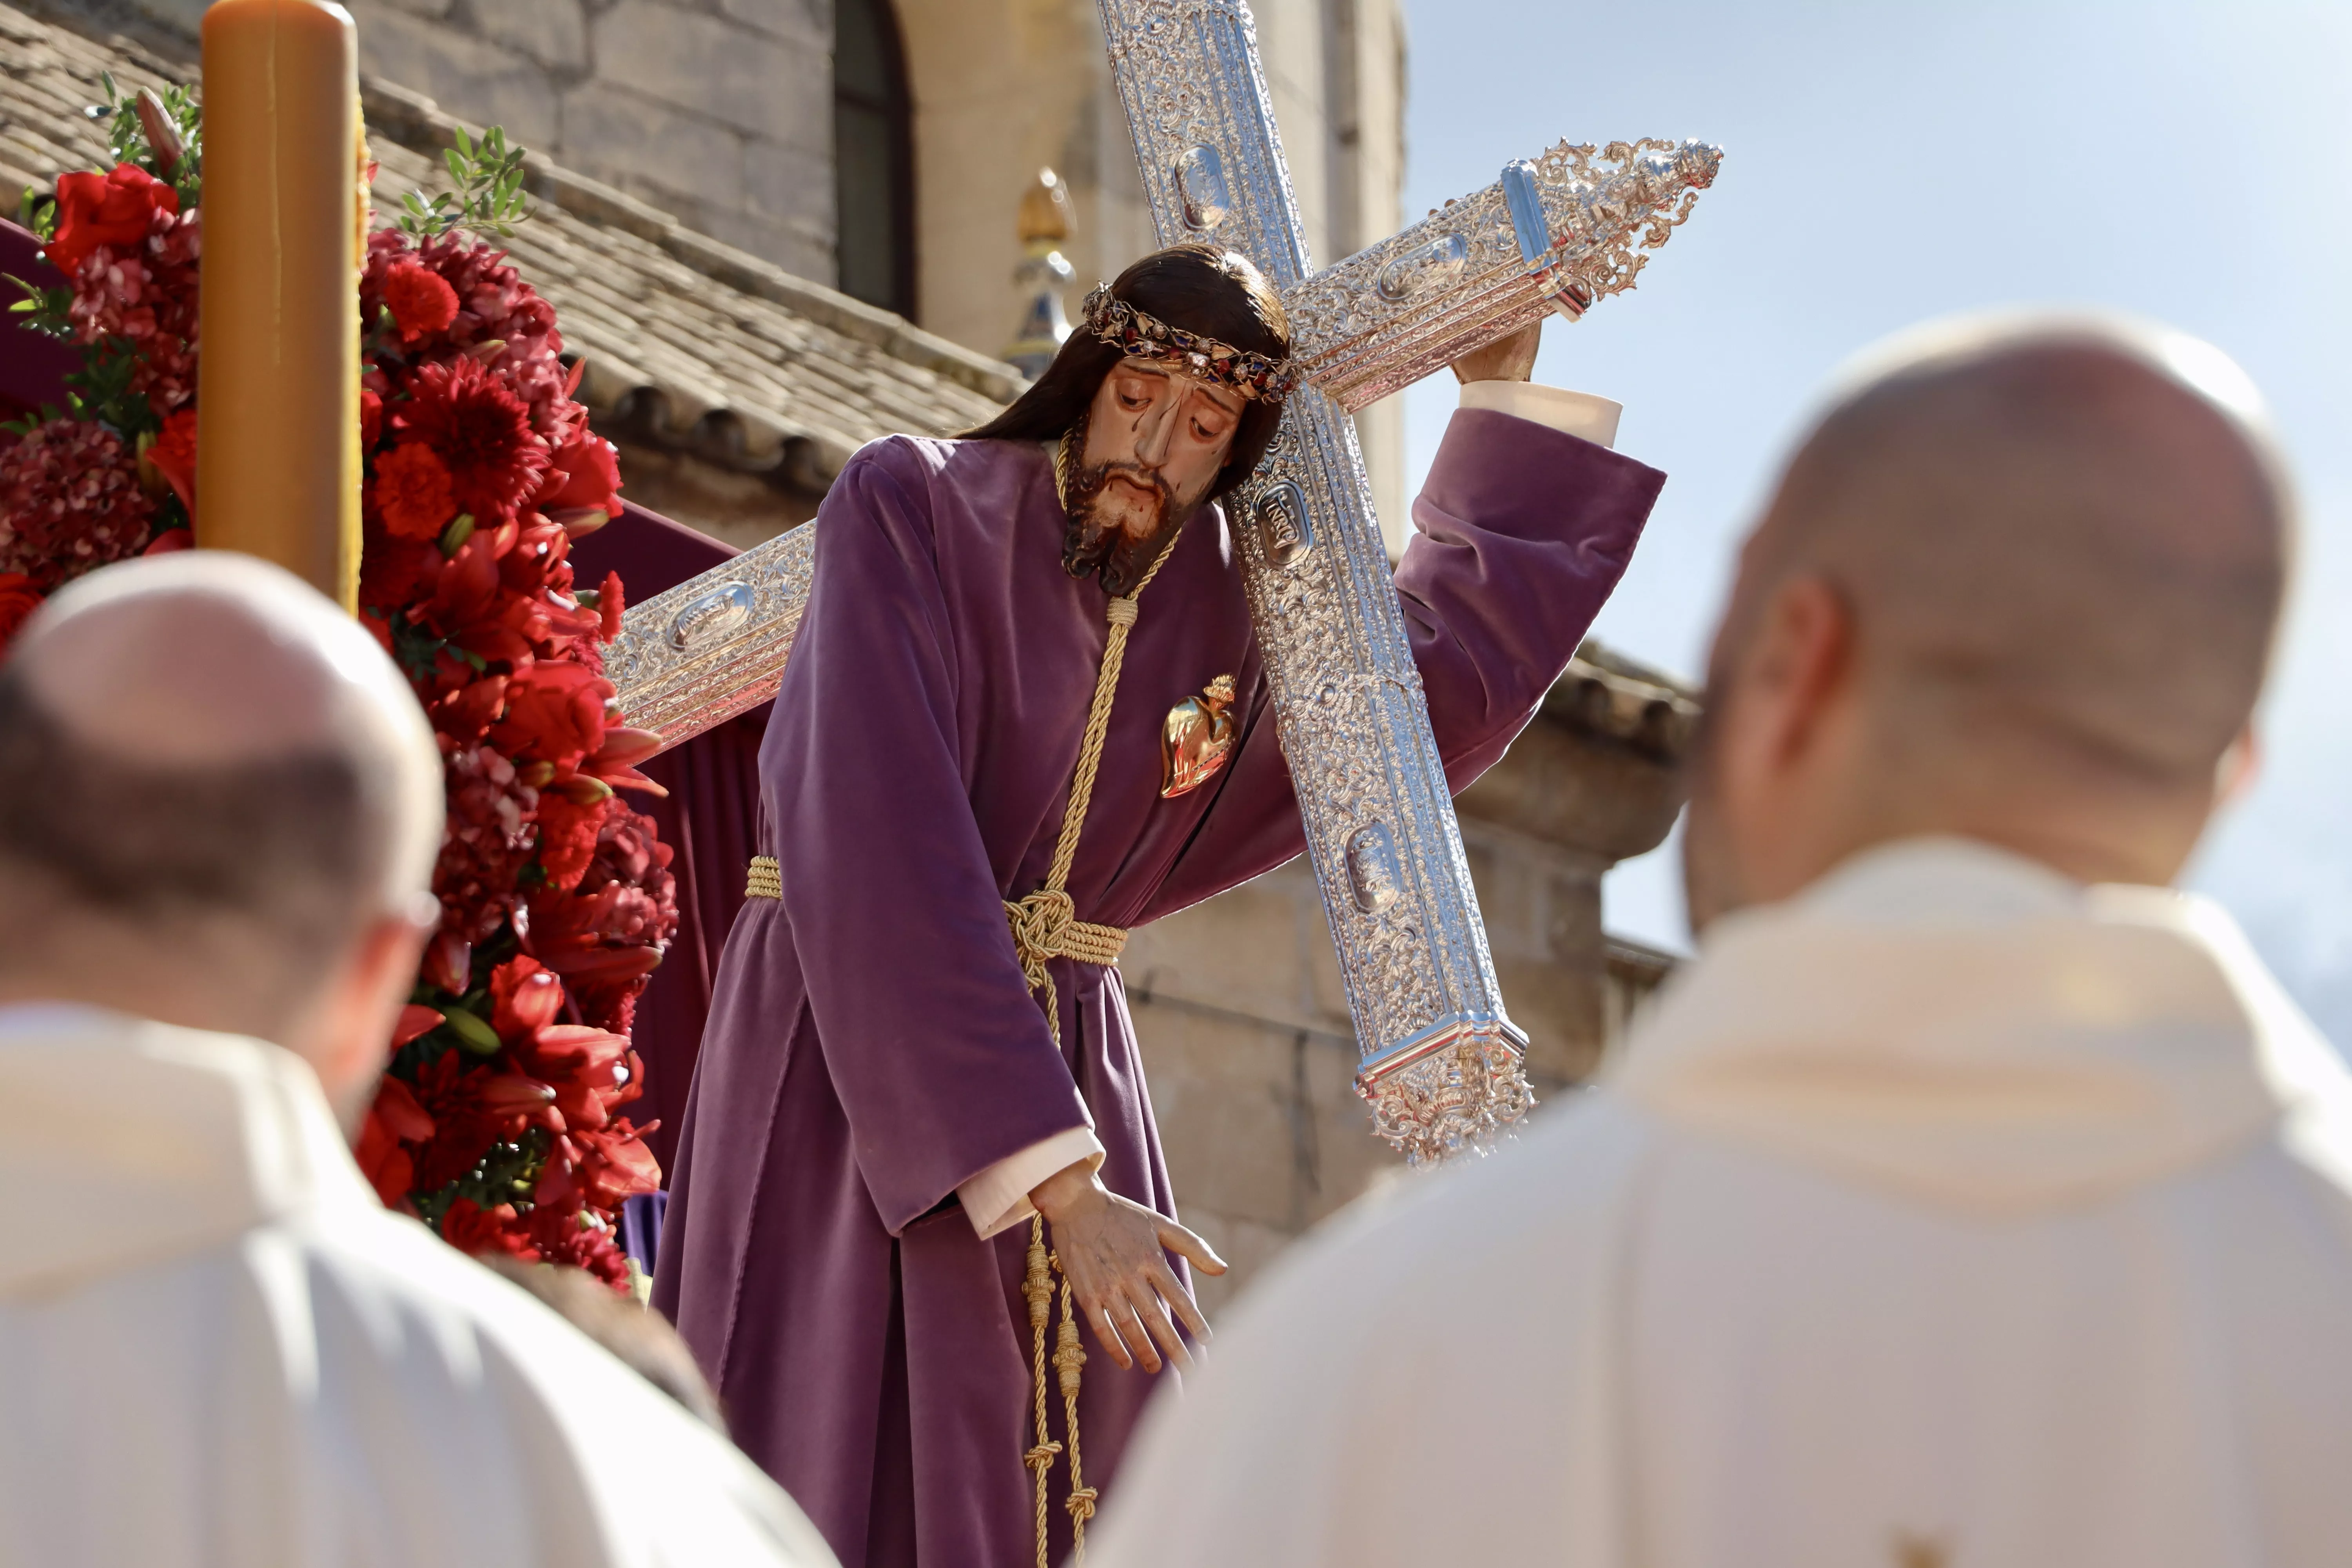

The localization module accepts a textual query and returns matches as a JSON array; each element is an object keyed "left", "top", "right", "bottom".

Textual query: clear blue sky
[{"left": 1393, "top": 0, "right": 2352, "bottom": 1045}]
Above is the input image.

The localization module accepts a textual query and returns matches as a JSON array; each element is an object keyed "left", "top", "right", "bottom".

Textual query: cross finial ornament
[{"left": 608, "top": 0, "right": 1722, "bottom": 1163}]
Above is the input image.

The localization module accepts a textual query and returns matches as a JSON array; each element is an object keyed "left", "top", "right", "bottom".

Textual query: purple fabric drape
[
  {"left": 569, "top": 503, "right": 772, "bottom": 1176},
  {"left": 0, "top": 219, "right": 78, "bottom": 429}
]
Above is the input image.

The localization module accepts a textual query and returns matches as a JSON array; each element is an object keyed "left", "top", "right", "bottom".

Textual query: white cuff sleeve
[
  {"left": 957, "top": 1126, "right": 1106, "bottom": 1240},
  {"left": 1458, "top": 379, "right": 1622, "bottom": 450}
]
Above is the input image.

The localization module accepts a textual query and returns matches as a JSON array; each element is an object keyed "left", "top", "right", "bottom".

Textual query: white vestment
[
  {"left": 1089, "top": 838, "right": 2352, "bottom": 1568},
  {"left": 0, "top": 1005, "right": 839, "bottom": 1568}
]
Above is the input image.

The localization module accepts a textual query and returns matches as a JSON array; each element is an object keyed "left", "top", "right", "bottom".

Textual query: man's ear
[
  {"left": 1744, "top": 574, "right": 1854, "bottom": 773},
  {"left": 296, "top": 909, "right": 435, "bottom": 1131}
]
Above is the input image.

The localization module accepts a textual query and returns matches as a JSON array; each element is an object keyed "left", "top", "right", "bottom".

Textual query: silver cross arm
[
  {"left": 603, "top": 136, "right": 1718, "bottom": 754},
  {"left": 605, "top": 0, "right": 1719, "bottom": 1163}
]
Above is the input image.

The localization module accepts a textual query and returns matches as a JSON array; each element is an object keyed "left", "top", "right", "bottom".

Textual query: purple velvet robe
[{"left": 653, "top": 408, "right": 1664, "bottom": 1567}]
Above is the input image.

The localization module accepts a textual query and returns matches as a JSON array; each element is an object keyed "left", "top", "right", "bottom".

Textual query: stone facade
[
  {"left": 110, "top": 0, "right": 1410, "bottom": 546},
  {"left": 344, "top": 0, "right": 836, "bottom": 288},
  {"left": 131, "top": 0, "right": 1413, "bottom": 553}
]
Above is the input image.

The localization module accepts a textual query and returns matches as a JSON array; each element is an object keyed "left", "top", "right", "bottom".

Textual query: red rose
[
  {"left": 374, "top": 441, "right": 457, "bottom": 541},
  {"left": 492, "top": 660, "right": 612, "bottom": 768},
  {"left": 45, "top": 163, "right": 179, "bottom": 275},
  {"left": 0, "top": 573, "right": 44, "bottom": 653},
  {"left": 536, "top": 430, "right": 624, "bottom": 519},
  {"left": 144, "top": 408, "right": 197, "bottom": 518},
  {"left": 382, "top": 258, "right": 461, "bottom": 343}
]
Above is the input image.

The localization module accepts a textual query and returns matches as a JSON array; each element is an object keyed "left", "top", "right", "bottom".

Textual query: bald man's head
[
  {"left": 0, "top": 553, "right": 443, "bottom": 1027},
  {"left": 1685, "top": 314, "right": 2292, "bottom": 926}
]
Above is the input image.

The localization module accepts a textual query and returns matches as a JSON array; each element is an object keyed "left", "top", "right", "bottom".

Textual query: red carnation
[
  {"left": 0, "top": 573, "right": 43, "bottom": 653},
  {"left": 360, "top": 388, "right": 383, "bottom": 451},
  {"left": 535, "top": 789, "right": 608, "bottom": 892},
  {"left": 374, "top": 441, "right": 457, "bottom": 541},
  {"left": 492, "top": 660, "right": 612, "bottom": 768},
  {"left": 45, "top": 162, "right": 179, "bottom": 275},
  {"left": 392, "top": 356, "right": 550, "bottom": 524},
  {"left": 383, "top": 258, "right": 460, "bottom": 343}
]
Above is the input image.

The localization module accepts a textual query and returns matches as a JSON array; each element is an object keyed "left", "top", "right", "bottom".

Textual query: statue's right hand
[{"left": 1032, "top": 1158, "right": 1227, "bottom": 1375}]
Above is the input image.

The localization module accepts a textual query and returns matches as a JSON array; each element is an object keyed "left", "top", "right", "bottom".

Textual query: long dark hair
[{"left": 964, "top": 243, "right": 1292, "bottom": 505}]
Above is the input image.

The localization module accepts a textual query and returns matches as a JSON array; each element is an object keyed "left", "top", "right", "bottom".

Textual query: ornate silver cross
[{"left": 608, "top": 0, "right": 1719, "bottom": 1164}]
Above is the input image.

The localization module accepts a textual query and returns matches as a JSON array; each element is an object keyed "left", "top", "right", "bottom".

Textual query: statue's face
[{"left": 1074, "top": 361, "right": 1244, "bottom": 544}]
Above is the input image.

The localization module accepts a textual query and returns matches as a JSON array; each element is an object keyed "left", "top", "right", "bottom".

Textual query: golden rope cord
[
  {"left": 1002, "top": 427, "right": 1187, "bottom": 1567},
  {"left": 1023, "top": 1228, "right": 1063, "bottom": 1568}
]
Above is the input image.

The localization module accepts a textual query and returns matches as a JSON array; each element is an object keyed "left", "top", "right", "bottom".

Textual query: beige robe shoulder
[
  {"left": 0, "top": 1007, "right": 839, "bottom": 1568},
  {"left": 1090, "top": 839, "right": 2352, "bottom": 1568}
]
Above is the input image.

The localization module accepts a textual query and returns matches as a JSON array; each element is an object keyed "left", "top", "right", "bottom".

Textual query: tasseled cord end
[{"left": 1022, "top": 1216, "right": 1096, "bottom": 1561}]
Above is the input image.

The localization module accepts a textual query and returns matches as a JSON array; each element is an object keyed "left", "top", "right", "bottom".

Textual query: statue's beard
[{"left": 1059, "top": 414, "right": 1203, "bottom": 597}]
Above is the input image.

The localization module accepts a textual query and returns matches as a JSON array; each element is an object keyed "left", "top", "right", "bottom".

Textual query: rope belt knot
[{"left": 1004, "top": 890, "right": 1127, "bottom": 1003}]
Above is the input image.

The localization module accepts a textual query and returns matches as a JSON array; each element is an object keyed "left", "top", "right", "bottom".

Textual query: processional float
[{"left": 608, "top": 0, "right": 1722, "bottom": 1165}]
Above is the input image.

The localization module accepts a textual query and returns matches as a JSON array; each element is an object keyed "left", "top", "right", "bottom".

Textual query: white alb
[
  {"left": 0, "top": 1005, "right": 839, "bottom": 1568},
  {"left": 1089, "top": 838, "right": 2352, "bottom": 1568}
]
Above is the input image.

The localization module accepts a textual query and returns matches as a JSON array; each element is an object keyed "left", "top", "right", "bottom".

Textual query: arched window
[{"left": 834, "top": 0, "right": 915, "bottom": 319}]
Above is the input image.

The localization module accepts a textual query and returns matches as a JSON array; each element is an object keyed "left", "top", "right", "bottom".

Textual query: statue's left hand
[
  {"left": 1033, "top": 1158, "right": 1227, "bottom": 1374},
  {"left": 1450, "top": 319, "right": 1543, "bottom": 385}
]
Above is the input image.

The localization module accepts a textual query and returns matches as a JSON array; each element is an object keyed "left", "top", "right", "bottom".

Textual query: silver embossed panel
[{"left": 606, "top": 523, "right": 813, "bottom": 749}]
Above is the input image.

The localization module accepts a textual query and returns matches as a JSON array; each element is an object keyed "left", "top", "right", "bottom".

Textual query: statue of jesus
[{"left": 653, "top": 241, "right": 1666, "bottom": 1567}]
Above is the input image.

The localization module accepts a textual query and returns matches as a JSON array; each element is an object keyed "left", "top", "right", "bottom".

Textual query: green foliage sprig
[
  {"left": 394, "top": 125, "right": 531, "bottom": 241},
  {"left": 91, "top": 71, "right": 205, "bottom": 208}
]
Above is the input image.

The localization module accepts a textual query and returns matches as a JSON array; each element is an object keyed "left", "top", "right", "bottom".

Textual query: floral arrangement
[{"left": 5, "top": 81, "right": 673, "bottom": 1287}]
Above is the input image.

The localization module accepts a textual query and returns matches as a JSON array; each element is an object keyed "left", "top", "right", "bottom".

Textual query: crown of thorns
[{"left": 1080, "top": 285, "right": 1294, "bottom": 402}]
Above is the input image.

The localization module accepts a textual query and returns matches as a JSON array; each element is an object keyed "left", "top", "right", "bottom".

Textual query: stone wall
[{"left": 334, "top": 0, "right": 837, "bottom": 287}]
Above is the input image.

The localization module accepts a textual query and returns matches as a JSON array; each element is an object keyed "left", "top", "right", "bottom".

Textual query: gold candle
[{"left": 195, "top": 0, "right": 362, "bottom": 611}]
